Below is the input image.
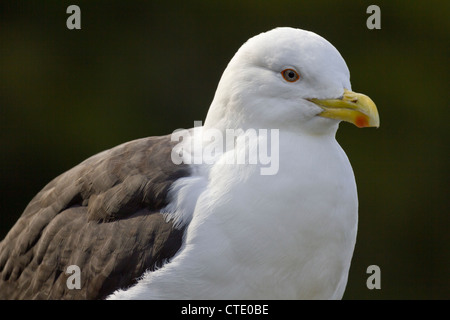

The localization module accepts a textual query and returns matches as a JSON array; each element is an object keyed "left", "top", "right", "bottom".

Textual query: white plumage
[{"left": 108, "top": 27, "right": 379, "bottom": 300}]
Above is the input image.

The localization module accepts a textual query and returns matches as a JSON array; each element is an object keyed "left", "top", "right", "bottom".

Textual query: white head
[{"left": 204, "top": 27, "right": 378, "bottom": 135}]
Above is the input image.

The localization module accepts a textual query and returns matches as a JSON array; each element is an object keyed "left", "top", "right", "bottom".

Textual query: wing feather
[{"left": 0, "top": 134, "right": 189, "bottom": 299}]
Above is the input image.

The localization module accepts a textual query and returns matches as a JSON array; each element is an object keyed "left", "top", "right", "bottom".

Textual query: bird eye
[{"left": 281, "top": 68, "right": 300, "bottom": 82}]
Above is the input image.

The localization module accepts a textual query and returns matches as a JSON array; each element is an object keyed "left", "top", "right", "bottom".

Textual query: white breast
[{"left": 108, "top": 131, "right": 358, "bottom": 300}]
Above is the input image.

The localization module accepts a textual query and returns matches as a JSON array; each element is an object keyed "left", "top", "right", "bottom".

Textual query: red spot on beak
[{"left": 355, "top": 115, "right": 369, "bottom": 128}]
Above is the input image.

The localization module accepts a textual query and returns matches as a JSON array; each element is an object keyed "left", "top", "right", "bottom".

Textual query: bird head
[{"left": 205, "top": 27, "right": 379, "bottom": 136}]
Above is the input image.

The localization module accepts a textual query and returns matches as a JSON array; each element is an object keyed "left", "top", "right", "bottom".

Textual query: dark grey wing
[{"left": 0, "top": 134, "right": 190, "bottom": 299}]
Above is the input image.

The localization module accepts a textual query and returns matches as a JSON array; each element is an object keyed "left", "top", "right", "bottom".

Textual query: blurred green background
[{"left": 0, "top": 1, "right": 448, "bottom": 299}]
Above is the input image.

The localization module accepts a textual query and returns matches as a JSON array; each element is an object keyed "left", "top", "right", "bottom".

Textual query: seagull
[{"left": 0, "top": 27, "right": 379, "bottom": 300}]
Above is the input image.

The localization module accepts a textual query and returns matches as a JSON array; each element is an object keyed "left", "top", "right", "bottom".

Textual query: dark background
[{"left": 1, "top": 1, "right": 449, "bottom": 299}]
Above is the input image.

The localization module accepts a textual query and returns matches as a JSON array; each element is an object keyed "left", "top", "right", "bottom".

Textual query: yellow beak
[{"left": 309, "top": 89, "right": 380, "bottom": 128}]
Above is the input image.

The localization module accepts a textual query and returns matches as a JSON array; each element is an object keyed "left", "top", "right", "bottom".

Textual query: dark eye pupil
[{"left": 282, "top": 69, "right": 299, "bottom": 82}]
